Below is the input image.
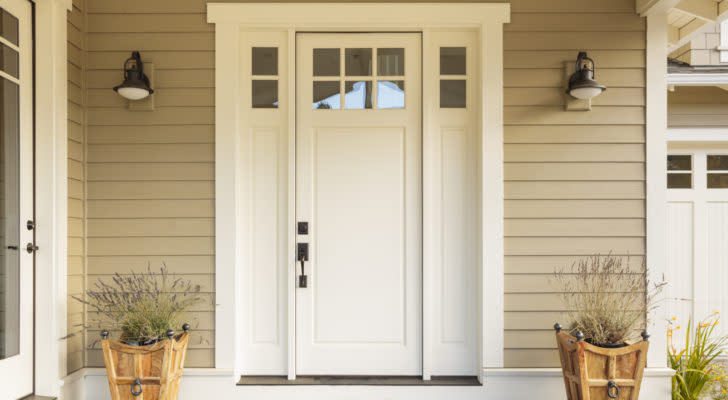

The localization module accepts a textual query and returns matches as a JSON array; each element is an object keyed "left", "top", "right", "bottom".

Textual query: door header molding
[
  {"left": 208, "top": 3, "right": 510, "bottom": 27},
  {"left": 208, "top": 1, "right": 510, "bottom": 379}
]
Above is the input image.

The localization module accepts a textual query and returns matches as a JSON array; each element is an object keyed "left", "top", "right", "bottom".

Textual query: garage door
[{"left": 666, "top": 148, "right": 728, "bottom": 330}]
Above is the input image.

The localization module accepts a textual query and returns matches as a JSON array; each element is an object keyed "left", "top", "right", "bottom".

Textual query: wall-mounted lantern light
[
  {"left": 113, "top": 51, "right": 154, "bottom": 101},
  {"left": 566, "top": 52, "right": 606, "bottom": 100}
]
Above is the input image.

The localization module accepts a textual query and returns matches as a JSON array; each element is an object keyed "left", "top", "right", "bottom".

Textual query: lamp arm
[
  {"left": 575, "top": 51, "right": 587, "bottom": 74},
  {"left": 575, "top": 51, "right": 597, "bottom": 78}
]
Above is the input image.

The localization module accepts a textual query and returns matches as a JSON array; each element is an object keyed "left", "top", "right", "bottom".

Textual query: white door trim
[
  {"left": 33, "top": 0, "right": 72, "bottom": 396},
  {"left": 208, "top": 2, "right": 510, "bottom": 379}
]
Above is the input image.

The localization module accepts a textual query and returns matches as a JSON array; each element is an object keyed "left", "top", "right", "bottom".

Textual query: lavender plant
[
  {"left": 74, "top": 264, "right": 202, "bottom": 345},
  {"left": 553, "top": 254, "right": 665, "bottom": 346}
]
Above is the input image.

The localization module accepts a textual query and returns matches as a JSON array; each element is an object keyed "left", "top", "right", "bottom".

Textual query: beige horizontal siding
[
  {"left": 67, "top": 0, "right": 85, "bottom": 374},
  {"left": 669, "top": 86, "right": 728, "bottom": 128},
  {"left": 78, "top": 0, "right": 646, "bottom": 370},
  {"left": 502, "top": 2, "right": 645, "bottom": 368},
  {"left": 85, "top": 1, "right": 216, "bottom": 368}
]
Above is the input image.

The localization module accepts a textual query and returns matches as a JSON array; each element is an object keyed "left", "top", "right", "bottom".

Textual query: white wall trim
[
  {"left": 64, "top": 367, "right": 672, "bottom": 400},
  {"left": 667, "top": 73, "right": 728, "bottom": 85},
  {"left": 719, "top": 20, "right": 728, "bottom": 62},
  {"left": 646, "top": 12, "right": 670, "bottom": 368},
  {"left": 82, "top": 367, "right": 236, "bottom": 378},
  {"left": 482, "top": 367, "right": 675, "bottom": 378},
  {"left": 33, "top": 0, "right": 72, "bottom": 397},
  {"left": 668, "top": 127, "right": 728, "bottom": 142},
  {"left": 481, "top": 19, "right": 506, "bottom": 370},
  {"left": 208, "top": 2, "right": 510, "bottom": 378}
]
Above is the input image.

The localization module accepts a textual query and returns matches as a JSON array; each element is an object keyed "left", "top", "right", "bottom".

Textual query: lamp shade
[
  {"left": 567, "top": 52, "right": 606, "bottom": 100},
  {"left": 113, "top": 51, "right": 154, "bottom": 100}
]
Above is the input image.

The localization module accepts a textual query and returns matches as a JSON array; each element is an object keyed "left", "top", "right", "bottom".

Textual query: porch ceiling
[
  {"left": 669, "top": 0, "right": 728, "bottom": 52},
  {"left": 638, "top": 0, "right": 728, "bottom": 52}
]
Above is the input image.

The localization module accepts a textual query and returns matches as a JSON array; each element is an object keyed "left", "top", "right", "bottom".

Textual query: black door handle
[
  {"left": 6, "top": 245, "right": 18, "bottom": 250},
  {"left": 298, "top": 255, "right": 308, "bottom": 288}
]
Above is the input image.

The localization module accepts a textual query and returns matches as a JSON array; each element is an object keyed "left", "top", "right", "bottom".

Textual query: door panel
[
  {"left": 296, "top": 33, "right": 421, "bottom": 375},
  {"left": 0, "top": 0, "right": 33, "bottom": 397}
]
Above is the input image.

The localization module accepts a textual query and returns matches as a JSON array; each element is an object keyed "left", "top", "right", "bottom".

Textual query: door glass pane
[
  {"left": 252, "top": 47, "right": 278, "bottom": 76},
  {"left": 314, "top": 48, "right": 340, "bottom": 77},
  {"left": 377, "top": 48, "right": 404, "bottom": 76},
  {"left": 0, "top": 43, "right": 18, "bottom": 79},
  {"left": 440, "top": 80, "right": 466, "bottom": 108},
  {"left": 377, "top": 80, "right": 404, "bottom": 109},
  {"left": 345, "top": 81, "right": 372, "bottom": 109},
  {"left": 313, "top": 81, "right": 340, "bottom": 110},
  {"left": 667, "top": 173, "right": 692, "bottom": 189},
  {"left": 252, "top": 80, "right": 278, "bottom": 108},
  {"left": 345, "top": 48, "right": 372, "bottom": 76},
  {"left": 708, "top": 174, "right": 728, "bottom": 189},
  {"left": 0, "top": 9, "right": 18, "bottom": 46},
  {"left": 0, "top": 77, "right": 20, "bottom": 359},
  {"left": 440, "top": 47, "right": 466, "bottom": 75},
  {"left": 707, "top": 155, "right": 728, "bottom": 171},
  {"left": 668, "top": 155, "right": 692, "bottom": 170}
]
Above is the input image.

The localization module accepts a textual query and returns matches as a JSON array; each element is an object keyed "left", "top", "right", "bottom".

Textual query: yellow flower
[
  {"left": 722, "top": 389, "right": 726, "bottom": 394},
  {"left": 672, "top": 317, "right": 677, "bottom": 320},
  {"left": 677, "top": 325, "right": 681, "bottom": 329},
  {"left": 714, "top": 310, "right": 720, "bottom": 315}
]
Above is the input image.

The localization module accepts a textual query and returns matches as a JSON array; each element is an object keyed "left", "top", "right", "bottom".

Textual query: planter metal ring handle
[
  {"left": 131, "top": 378, "right": 143, "bottom": 396},
  {"left": 607, "top": 380, "right": 620, "bottom": 399}
]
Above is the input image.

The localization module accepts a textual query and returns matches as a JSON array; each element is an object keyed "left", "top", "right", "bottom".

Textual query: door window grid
[
  {"left": 439, "top": 47, "right": 466, "bottom": 108},
  {"left": 0, "top": 9, "right": 19, "bottom": 84},
  {"left": 707, "top": 154, "right": 728, "bottom": 189},
  {"left": 312, "top": 47, "right": 405, "bottom": 110},
  {"left": 252, "top": 47, "right": 279, "bottom": 109},
  {"left": 0, "top": 5, "right": 20, "bottom": 360},
  {"left": 667, "top": 154, "right": 693, "bottom": 189}
]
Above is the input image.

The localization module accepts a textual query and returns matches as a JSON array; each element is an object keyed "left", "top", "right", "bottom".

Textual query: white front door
[
  {"left": 295, "top": 33, "right": 422, "bottom": 375},
  {"left": 0, "top": 0, "right": 33, "bottom": 397}
]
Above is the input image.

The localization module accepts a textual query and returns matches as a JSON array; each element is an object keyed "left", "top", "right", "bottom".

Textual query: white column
[
  {"left": 33, "top": 0, "right": 71, "bottom": 396},
  {"left": 645, "top": 12, "right": 669, "bottom": 369}
]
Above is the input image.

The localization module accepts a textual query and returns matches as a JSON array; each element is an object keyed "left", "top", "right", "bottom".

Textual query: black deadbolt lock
[{"left": 297, "top": 222, "right": 309, "bottom": 235}]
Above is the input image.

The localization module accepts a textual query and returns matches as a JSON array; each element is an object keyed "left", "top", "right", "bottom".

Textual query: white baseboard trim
[{"left": 61, "top": 367, "right": 674, "bottom": 400}]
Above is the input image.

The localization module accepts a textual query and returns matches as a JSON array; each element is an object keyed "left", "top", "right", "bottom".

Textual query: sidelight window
[
  {"left": 252, "top": 47, "right": 278, "bottom": 108},
  {"left": 439, "top": 47, "right": 466, "bottom": 108}
]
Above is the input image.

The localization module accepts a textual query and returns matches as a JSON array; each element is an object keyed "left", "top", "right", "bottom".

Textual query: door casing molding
[
  {"left": 32, "top": 0, "right": 72, "bottom": 397},
  {"left": 208, "top": 2, "right": 510, "bottom": 380}
]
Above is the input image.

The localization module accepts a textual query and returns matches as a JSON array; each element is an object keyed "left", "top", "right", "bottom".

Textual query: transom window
[
  {"left": 667, "top": 154, "right": 692, "bottom": 189},
  {"left": 312, "top": 47, "right": 405, "bottom": 110}
]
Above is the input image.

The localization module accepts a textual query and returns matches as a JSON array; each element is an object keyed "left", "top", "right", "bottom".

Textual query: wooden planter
[
  {"left": 100, "top": 327, "right": 190, "bottom": 400},
  {"left": 555, "top": 327, "right": 649, "bottom": 400}
]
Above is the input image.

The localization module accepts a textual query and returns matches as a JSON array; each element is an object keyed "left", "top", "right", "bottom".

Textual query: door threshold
[
  {"left": 20, "top": 396, "right": 56, "bottom": 400},
  {"left": 237, "top": 375, "right": 480, "bottom": 386}
]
